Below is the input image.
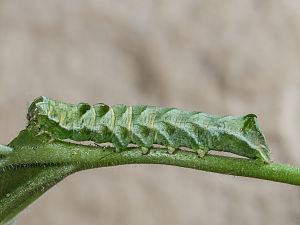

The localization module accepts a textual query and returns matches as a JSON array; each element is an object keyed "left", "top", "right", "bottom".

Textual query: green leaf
[
  {"left": 0, "top": 164, "right": 75, "bottom": 225},
  {"left": 0, "top": 131, "right": 77, "bottom": 224}
]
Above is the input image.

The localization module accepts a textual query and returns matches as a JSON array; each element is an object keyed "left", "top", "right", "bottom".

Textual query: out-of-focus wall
[{"left": 0, "top": 1, "right": 300, "bottom": 225}]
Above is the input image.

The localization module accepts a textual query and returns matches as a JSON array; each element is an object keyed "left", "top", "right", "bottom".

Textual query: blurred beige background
[{"left": 1, "top": 1, "right": 300, "bottom": 225}]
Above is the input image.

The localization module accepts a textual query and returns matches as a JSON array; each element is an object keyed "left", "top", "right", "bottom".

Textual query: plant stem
[
  {"left": 1, "top": 129, "right": 300, "bottom": 224},
  {"left": 93, "top": 149, "right": 300, "bottom": 185},
  {"left": 4, "top": 131, "right": 300, "bottom": 186}
]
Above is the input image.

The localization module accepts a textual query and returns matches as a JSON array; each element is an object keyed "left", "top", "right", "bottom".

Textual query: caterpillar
[{"left": 27, "top": 96, "right": 270, "bottom": 162}]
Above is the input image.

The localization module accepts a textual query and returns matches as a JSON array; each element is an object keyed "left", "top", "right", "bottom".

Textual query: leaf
[
  {"left": 0, "top": 131, "right": 77, "bottom": 224},
  {"left": 0, "top": 128, "right": 113, "bottom": 224},
  {"left": 0, "top": 164, "right": 75, "bottom": 225}
]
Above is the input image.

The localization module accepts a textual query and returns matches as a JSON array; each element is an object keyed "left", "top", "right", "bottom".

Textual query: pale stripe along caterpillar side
[{"left": 27, "top": 96, "right": 270, "bottom": 162}]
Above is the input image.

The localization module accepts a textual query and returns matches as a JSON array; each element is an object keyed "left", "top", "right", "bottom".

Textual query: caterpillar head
[{"left": 27, "top": 96, "right": 47, "bottom": 122}]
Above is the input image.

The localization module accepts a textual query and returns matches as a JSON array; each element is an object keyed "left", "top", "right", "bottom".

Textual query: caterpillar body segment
[{"left": 27, "top": 96, "right": 270, "bottom": 162}]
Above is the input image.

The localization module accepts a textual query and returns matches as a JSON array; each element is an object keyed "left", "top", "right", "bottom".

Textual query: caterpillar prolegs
[{"left": 27, "top": 96, "right": 270, "bottom": 162}]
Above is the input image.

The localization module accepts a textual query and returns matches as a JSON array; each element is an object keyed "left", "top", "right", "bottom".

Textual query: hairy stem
[
  {"left": 1, "top": 129, "right": 300, "bottom": 224},
  {"left": 4, "top": 130, "right": 300, "bottom": 186}
]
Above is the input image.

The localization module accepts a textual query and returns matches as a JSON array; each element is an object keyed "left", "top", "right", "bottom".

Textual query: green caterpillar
[{"left": 27, "top": 96, "right": 270, "bottom": 162}]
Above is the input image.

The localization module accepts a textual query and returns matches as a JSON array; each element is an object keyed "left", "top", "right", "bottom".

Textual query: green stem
[
  {"left": 1, "top": 129, "right": 300, "bottom": 224},
  {"left": 98, "top": 150, "right": 300, "bottom": 185},
  {"left": 4, "top": 130, "right": 300, "bottom": 186}
]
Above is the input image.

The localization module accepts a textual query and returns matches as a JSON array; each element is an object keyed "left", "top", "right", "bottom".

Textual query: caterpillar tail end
[{"left": 257, "top": 145, "right": 271, "bottom": 164}]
